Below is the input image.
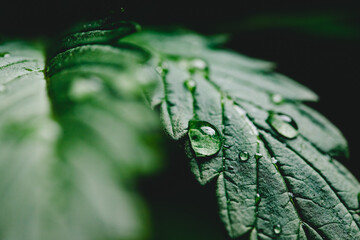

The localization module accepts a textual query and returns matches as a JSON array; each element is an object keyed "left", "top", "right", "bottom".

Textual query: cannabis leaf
[
  {"left": 0, "top": 24, "right": 161, "bottom": 239},
  {"left": 122, "top": 30, "right": 360, "bottom": 239},
  {"left": 1, "top": 18, "right": 360, "bottom": 240}
]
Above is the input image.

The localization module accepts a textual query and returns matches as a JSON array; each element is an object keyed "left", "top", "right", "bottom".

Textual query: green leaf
[
  {"left": 122, "top": 30, "right": 360, "bottom": 239},
  {"left": 0, "top": 25, "right": 161, "bottom": 240}
]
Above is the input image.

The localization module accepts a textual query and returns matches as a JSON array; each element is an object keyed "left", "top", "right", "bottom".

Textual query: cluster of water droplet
[{"left": 187, "top": 111, "right": 299, "bottom": 158}]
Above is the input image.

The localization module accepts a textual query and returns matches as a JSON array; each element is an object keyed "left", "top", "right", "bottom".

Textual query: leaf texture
[{"left": 122, "top": 30, "right": 360, "bottom": 239}]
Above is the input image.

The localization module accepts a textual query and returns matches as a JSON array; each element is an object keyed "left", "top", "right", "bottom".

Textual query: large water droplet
[
  {"left": 0, "top": 52, "right": 10, "bottom": 58},
  {"left": 273, "top": 224, "right": 282, "bottom": 235},
  {"left": 267, "top": 112, "right": 299, "bottom": 139},
  {"left": 184, "top": 78, "right": 196, "bottom": 92},
  {"left": 238, "top": 151, "right": 249, "bottom": 161},
  {"left": 188, "top": 120, "right": 222, "bottom": 157}
]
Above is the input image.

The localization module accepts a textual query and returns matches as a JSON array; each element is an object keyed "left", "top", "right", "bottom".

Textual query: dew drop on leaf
[
  {"left": 155, "top": 63, "right": 168, "bottom": 76},
  {"left": 185, "top": 58, "right": 208, "bottom": 77},
  {"left": 273, "top": 224, "right": 282, "bottom": 235},
  {"left": 184, "top": 78, "right": 196, "bottom": 92},
  {"left": 255, "top": 153, "right": 263, "bottom": 160},
  {"left": 267, "top": 112, "right": 299, "bottom": 139},
  {"left": 23, "top": 67, "right": 33, "bottom": 72},
  {"left": 223, "top": 144, "right": 231, "bottom": 149},
  {"left": 189, "top": 58, "right": 207, "bottom": 71},
  {"left": 255, "top": 193, "right": 261, "bottom": 205},
  {"left": 188, "top": 120, "right": 222, "bottom": 157},
  {"left": 271, "top": 157, "right": 278, "bottom": 164},
  {"left": 0, "top": 52, "right": 10, "bottom": 58},
  {"left": 238, "top": 151, "right": 249, "bottom": 161},
  {"left": 270, "top": 93, "right": 284, "bottom": 105}
]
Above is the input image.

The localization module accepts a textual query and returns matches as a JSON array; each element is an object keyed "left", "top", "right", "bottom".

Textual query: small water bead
[
  {"left": 270, "top": 94, "right": 284, "bottom": 105},
  {"left": 267, "top": 112, "right": 299, "bottom": 139},
  {"left": 273, "top": 224, "right": 282, "bottom": 235},
  {"left": 23, "top": 67, "right": 33, "bottom": 72},
  {"left": 188, "top": 58, "right": 207, "bottom": 72},
  {"left": 155, "top": 63, "right": 168, "bottom": 76},
  {"left": 288, "top": 192, "right": 294, "bottom": 198},
  {"left": 255, "top": 193, "right": 261, "bottom": 205},
  {"left": 238, "top": 151, "right": 249, "bottom": 161},
  {"left": 184, "top": 78, "right": 196, "bottom": 92},
  {"left": 0, "top": 52, "right": 10, "bottom": 58},
  {"left": 155, "top": 66, "right": 164, "bottom": 75},
  {"left": 255, "top": 153, "right": 263, "bottom": 160},
  {"left": 188, "top": 120, "right": 223, "bottom": 157},
  {"left": 271, "top": 157, "right": 278, "bottom": 164}
]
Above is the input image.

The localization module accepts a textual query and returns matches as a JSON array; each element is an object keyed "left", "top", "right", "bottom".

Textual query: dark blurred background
[{"left": 1, "top": 1, "right": 359, "bottom": 239}]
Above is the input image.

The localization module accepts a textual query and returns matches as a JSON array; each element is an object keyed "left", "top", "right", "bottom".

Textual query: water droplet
[
  {"left": 255, "top": 193, "right": 261, "bottom": 205},
  {"left": 273, "top": 224, "right": 282, "bottom": 235},
  {"left": 255, "top": 153, "right": 263, "bottom": 160},
  {"left": 223, "top": 144, "right": 231, "bottom": 149},
  {"left": 267, "top": 112, "right": 299, "bottom": 139},
  {"left": 271, "top": 94, "right": 284, "bottom": 105},
  {"left": 238, "top": 151, "right": 249, "bottom": 161},
  {"left": 188, "top": 58, "right": 207, "bottom": 72},
  {"left": 155, "top": 63, "right": 168, "bottom": 76},
  {"left": 0, "top": 84, "right": 6, "bottom": 93},
  {"left": 188, "top": 120, "right": 222, "bottom": 157},
  {"left": 69, "top": 76, "right": 103, "bottom": 101},
  {"left": 271, "top": 157, "right": 278, "bottom": 164},
  {"left": 184, "top": 78, "right": 196, "bottom": 92},
  {"left": 0, "top": 52, "right": 10, "bottom": 58},
  {"left": 288, "top": 192, "right": 294, "bottom": 198}
]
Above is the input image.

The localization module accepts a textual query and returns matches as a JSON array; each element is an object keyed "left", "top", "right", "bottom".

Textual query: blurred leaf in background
[{"left": 0, "top": 32, "right": 162, "bottom": 239}]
